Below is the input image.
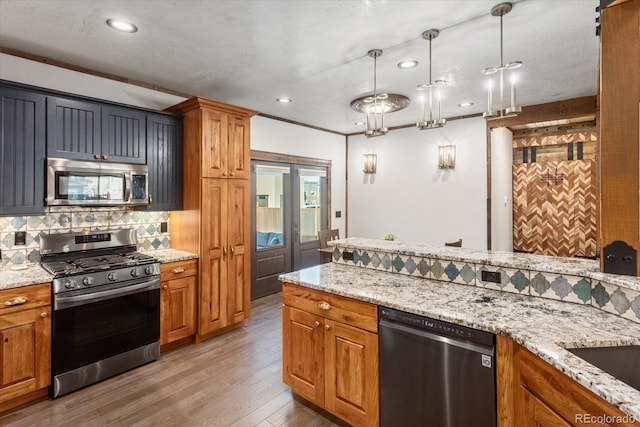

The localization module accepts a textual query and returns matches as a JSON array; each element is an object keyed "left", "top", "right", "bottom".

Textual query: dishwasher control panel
[{"left": 379, "top": 306, "right": 495, "bottom": 347}]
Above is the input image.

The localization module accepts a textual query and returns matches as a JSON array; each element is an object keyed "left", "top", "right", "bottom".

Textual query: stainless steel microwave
[{"left": 46, "top": 158, "right": 149, "bottom": 207}]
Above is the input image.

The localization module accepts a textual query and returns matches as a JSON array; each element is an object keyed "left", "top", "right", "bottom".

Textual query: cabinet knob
[
  {"left": 5, "top": 296, "right": 28, "bottom": 306},
  {"left": 324, "top": 324, "right": 331, "bottom": 331},
  {"left": 163, "top": 285, "right": 168, "bottom": 290},
  {"left": 230, "top": 246, "right": 235, "bottom": 257},
  {"left": 102, "top": 154, "right": 109, "bottom": 160},
  {"left": 172, "top": 267, "right": 185, "bottom": 274},
  {"left": 317, "top": 301, "right": 331, "bottom": 311},
  {"left": 230, "top": 172, "right": 235, "bottom": 177},
  {"left": 222, "top": 172, "right": 227, "bottom": 177},
  {"left": 223, "top": 246, "right": 227, "bottom": 260},
  {"left": 40, "top": 312, "right": 47, "bottom": 318},
  {"left": 314, "top": 321, "right": 320, "bottom": 327},
  {"left": 94, "top": 154, "right": 101, "bottom": 160}
]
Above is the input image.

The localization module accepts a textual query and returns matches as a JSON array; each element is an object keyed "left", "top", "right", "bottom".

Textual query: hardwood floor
[{"left": 0, "top": 293, "right": 339, "bottom": 427}]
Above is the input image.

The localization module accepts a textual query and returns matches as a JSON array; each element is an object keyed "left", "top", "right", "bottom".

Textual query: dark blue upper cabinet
[
  {"left": 102, "top": 106, "right": 146, "bottom": 164},
  {"left": 0, "top": 86, "right": 46, "bottom": 216},
  {"left": 47, "top": 97, "right": 147, "bottom": 164},
  {"left": 46, "top": 96, "right": 101, "bottom": 161},
  {"left": 146, "top": 113, "right": 183, "bottom": 211}
]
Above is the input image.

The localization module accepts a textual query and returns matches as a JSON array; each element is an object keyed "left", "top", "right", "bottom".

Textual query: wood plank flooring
[{"left": 0, "top": 293, "right": 339, "bottom": 427}]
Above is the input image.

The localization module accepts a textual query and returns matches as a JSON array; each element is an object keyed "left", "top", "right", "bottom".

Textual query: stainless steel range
[{"left": 40, "top": 229, "right": 161, "bottom": 398}]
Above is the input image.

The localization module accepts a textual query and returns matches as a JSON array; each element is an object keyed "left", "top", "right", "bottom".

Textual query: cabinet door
[
  {"left": 520, "top": 387, "right": 572, "bottom": 427},
  {"left": 227, "top": 115, "right": 250, "bottom": 179},
  {"left": 147, "top": 113, "right": 183, "bottom": 211},
  {"left": 324, "top": 319, "right": 379, "bottom": 427},
  {"left": 0, "top": 306, "right": 51, "bottom": 404},
  {"left": 46, "top": 96, "right": 101, "bottom": 160},
  {"left": 160, "top": 275, "right": 196, "bottom": 345},
  {"left": 101, "top": 106, "right": 146, "bottom": 164},
  {"left": 226, "top": 179, "right": 250, "bottom": 324},
  {"left": 0, "top": 86, "right": 46, "bottom": 216},
  {"left": 199, "top": 178, "right": 227, "bottom": 335},
  {"left": 201, "top": 109, "right": 227, "bottom": 178},
  {"left": 282, "top": 305, "right": 325, "bottom": 405}
]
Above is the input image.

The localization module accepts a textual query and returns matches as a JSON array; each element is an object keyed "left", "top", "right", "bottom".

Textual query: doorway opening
[{"left": 251, "top": 152, "right": 331, "bottom": 299}]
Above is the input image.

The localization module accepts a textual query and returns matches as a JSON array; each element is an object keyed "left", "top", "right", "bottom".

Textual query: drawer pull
[
  {"left": 40, "top": 312, "right": 47, "bottom": 318},
  {"left": 317, "top": 301, "right": 331, "bottom": 311},
  {"left": 324, "top": 324, "right": 331, "bottom": 331},
  {"left": 5, "top": 296, "right": 28, "bottom": 306},
  {"left": 172, "top": 267, "right": 185, "bottom": 274},
  {"left": 314, "top": 321, "right": 320, "bottom": 327}
]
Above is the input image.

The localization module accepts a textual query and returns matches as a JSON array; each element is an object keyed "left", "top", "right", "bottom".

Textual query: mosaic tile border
[
  {"left": 1, "top": 209, "right": 171, "bottom": 266},
  {"left": 333, "top": 245, "right": 640, "bottom": 325}
]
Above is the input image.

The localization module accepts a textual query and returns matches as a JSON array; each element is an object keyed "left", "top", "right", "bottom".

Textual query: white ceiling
[{"left": 0, "top": 0, "right": 600, "bottom": 134}]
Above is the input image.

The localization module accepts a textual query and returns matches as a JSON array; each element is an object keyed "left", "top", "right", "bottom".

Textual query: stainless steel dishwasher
[{"left": 379, "top": 306, "right": 496, "bottom": 427}]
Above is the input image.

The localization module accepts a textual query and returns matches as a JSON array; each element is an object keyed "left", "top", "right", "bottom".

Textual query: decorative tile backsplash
[
  {"left": 0, "top": 208, "right": 171, "bottom": 266},
  {"left": 331, "top": 242, "right": 640, "bottom": 324}
]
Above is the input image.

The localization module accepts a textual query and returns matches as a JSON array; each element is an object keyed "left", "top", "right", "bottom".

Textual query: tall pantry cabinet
[{"left": 167, "top": 97, "right": 257, "bottom": 339}]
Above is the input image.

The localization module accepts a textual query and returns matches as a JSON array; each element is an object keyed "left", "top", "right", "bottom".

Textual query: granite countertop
[
  {"left": 0, "top": 249, "right": 199, "bottom": 290},
  {"left": 330, "top": 237, "right": 640, "bottom": 292},
  {"left": 279, "top": 262, "right": 640, "bottom": 420},
  {"left": 149, "top": 249, "right": 199, "bottom": 264},
  {"left": 0, "top": 264, "right": 53, "bottom": 290}
]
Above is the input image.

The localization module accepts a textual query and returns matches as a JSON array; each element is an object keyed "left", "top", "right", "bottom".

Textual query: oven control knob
[
  {"left": 107, "top": 272, "right": 118, "bottom": 281},
  {"left": 131, "top": 268, "right": 139, "bottom": 277},
  {"left": 144, "top": 266, "right": 154, "bottom": 275},
  {"left": 82, "top": 277, "right": 94, "bottom": 286},
  {"left": 64, "top": 279, "right": 77, "bottom": 289}
]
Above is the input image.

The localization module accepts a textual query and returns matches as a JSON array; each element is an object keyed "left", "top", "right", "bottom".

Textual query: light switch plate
[{"left": 14, "top": 231, "right": 26, "bottom": 246}]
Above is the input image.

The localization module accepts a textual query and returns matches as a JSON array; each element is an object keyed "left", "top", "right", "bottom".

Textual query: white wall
[
  {"left": 490, "top": 127, "right": 514, "bottom": 251},
  {"left": 348, "top": 117, "right": 488, "bottom": 249},
  {"left": 0, "top": 53, "right": 186, "bottom": 109},
  {"left": 250, "top": 116, "right": 347, "bottom": 236}
]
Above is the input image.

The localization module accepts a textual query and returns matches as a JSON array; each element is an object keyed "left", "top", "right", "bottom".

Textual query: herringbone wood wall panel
[{"left": 512, "top": 131, "right": 597, "bottom": 258}]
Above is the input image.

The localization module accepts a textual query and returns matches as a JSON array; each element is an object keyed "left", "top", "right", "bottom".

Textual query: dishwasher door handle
[{"left": 379, "top": 319, "right": 494, "bottom": 356}]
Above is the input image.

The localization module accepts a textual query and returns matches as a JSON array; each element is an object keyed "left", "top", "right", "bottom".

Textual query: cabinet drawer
[
  {"left": 161, "top": 260, "right": 198, "bottom": 281},
  {"left": 0, "top": 283, "right": 51, "bottom": 315},
  {"left": 282, "top": 283, "right": 378, "bottom": 333}
]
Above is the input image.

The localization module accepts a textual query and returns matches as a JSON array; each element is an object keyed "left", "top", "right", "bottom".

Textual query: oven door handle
[{"left": 55, "top": 279, "right": 160, "bottom": 310}]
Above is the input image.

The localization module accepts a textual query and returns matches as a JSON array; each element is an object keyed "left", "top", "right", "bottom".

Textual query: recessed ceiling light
[
  {"left": 354, "top": 121, "right": 366, "bottom": 126},
  {"left": 458, "top": 101, "right": 474, "bottom": 107},
  {"left": 106, "top": 18, "right": 138, "bottom": 33},
  {"left": 276, "top": 97, "right": 292, "bottom": 103},
  {"left": 397, "top": 60, "right": 419, "bottom": 69}
]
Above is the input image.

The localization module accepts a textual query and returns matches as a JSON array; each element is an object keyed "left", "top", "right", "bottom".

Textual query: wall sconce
[
  {"left": 363, "top": 153, "right": 377, "bottom": 174},
  {"left": 438, "top": 145, "right": 456, "bottom": 169}
]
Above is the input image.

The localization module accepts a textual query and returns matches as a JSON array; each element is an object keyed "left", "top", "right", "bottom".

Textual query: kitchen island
[{"left": 279, "top": 239, "right": 640, "bottom": 425}]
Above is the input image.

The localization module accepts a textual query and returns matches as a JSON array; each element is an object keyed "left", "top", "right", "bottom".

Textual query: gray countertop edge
[
  {"left": 329, "top": 238, "right": 640, "bottom": 292},
  {"left": 279, "top": 263, "right": 640, "bottom": 420},
  {"left": 0, "top": 249, "right": 199, "bottom": 290}
]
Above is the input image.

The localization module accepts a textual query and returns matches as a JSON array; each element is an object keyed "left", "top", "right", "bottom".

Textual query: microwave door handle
[{"left": 124, "top": 173, "right": 131, "bottom": 202}]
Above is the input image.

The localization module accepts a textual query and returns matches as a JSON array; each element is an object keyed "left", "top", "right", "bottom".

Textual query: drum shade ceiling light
[{"left": 350, "top": 49, "right": 410, "bottom": 138}]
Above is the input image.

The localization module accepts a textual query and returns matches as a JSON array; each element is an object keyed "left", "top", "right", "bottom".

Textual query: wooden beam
[
  {"left": 487, "top": 96, "right": 597, "bottom": 129},
  {"left": 598, "top": 0, "right": 640, "bottom": 275}
]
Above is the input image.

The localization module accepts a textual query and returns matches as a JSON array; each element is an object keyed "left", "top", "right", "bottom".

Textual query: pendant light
[
  {"left": 482, "top": 2, "right": 522, "bottom": 119},
  {"left": 350, "top": 49, "right": 410, "bottom": 138},
  {"left": 417, "top": 29, "right": 446, "bottom": 130}
]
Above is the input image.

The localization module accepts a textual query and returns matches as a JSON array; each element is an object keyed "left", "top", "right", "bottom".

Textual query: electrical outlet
[
  {"left": 481, "top": 270, "right": 502, "bottom": 284},
  {"left": 14, "top": 231, "right": 26, "bottom": 246},
  {"left": 160, "top": 222, "right": 168, "bottom": 233},
  {"left": 335, "top": 211, "right": 342, "bottom": 218},
  {"left": 342, "top": 250, "right": 354, "bottom": 261}
]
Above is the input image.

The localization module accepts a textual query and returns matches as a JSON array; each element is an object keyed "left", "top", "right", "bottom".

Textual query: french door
[{"left": 251, "top": 160, "right": 329, "bottom": 299}]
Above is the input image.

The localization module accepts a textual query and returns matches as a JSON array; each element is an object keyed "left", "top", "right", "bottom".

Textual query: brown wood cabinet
[
  {"left": 167, "top": 97, "right": 257, "bottom": 340},
  {"left": 0, "top": 283, "right": 51, "bottom": 413},
  {"left": 160, "top": 259, "right": 197, "bottom": 347},
  {"left": 497, "top": 335, "right": 639, "bottom": 427},
  {"left": 282, "top": 283, "right": 379, "bottom": 427}
]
